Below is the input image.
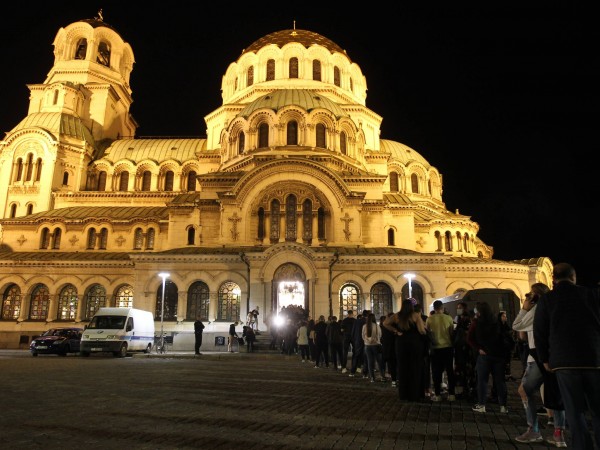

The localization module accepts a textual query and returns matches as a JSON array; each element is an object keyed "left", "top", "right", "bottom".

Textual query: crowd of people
[{"left": 260, "top": 263, "right": 599, "bottom": 450}]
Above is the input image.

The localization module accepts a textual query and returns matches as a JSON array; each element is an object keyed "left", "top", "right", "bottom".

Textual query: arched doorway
[{"left": 271, "top": 263, "right": 307, "bottom": 316}]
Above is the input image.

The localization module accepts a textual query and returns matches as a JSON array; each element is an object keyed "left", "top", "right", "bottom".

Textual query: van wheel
[
  {"left": 81, "top": 351, "right": 90, "bottom": 357},
  {"left": 144, "top": 343, "right": 152, "bottom": 354},
  {"left": 116, "top": 343, "right": 128, "bottom": 358}
]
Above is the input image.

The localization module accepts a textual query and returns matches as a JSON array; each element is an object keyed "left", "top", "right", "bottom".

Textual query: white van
[{"left": 80, "top": 307, "right": 155, "bottom": 357}]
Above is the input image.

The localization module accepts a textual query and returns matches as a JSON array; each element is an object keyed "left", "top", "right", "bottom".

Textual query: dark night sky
[{"left": 1, "top": 2, "right": 597, "bottom": 286}]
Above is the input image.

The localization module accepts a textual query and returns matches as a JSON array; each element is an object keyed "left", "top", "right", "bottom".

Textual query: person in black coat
[
  {"left": 534, "top": 263, "right": 600, "bottom": 449},
  {"left": 194, "top": 319, "right": 205, "bottom": 355}
]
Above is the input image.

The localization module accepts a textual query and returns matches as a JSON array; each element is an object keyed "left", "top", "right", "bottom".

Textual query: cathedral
[{"left": 0, "top": 14, "right": 552, "bottom": 349}]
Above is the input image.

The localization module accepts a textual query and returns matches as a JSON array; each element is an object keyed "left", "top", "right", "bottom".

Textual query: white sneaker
[
  {"left": 472, "top": 404, "right": 486, "bottom": 413},
  {"left": 341, "top": 368, "right": 348, "bottom": 374},
  {"left": 500, "top": 405, "right": 509, "bottom": 414},
  {"left": 337, "top": 365, "right": 342, "bottom": 370},
  {"left": 447, "top": 394, "right": 456, "bottom": 402},
  {"left": 431, "top": 395, "right": 442, "bottom": 402},
  {"left": 357, "top": 368, "right": 362, "bottom": 373},
  {"left": 515, "top": 428, "right": 543, "bottom": 443}
]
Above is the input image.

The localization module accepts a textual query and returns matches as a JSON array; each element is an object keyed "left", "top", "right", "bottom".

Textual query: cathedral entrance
[{"left": 271, "top": 263, "right": 308, "bottom": 320}]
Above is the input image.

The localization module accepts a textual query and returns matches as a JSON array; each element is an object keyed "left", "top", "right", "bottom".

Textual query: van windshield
[{"left": 87, "top": 316, "right": 126, "bottom": 330}]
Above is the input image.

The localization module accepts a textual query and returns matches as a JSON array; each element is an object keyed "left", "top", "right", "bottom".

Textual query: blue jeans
[
  {"left": 475, "top": 354, "right": 507, "bottom": 406},
  {"left": 364, "top": 345, "right": 385, "bottom": 380},
  {"left": 556, "top": 369, "right": 600, "bottom": 450},
  {"left": 522, "top": 361, "right": 566, "bottom": 431}
]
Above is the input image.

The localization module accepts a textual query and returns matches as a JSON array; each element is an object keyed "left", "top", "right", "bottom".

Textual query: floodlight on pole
[
  {"left": 403, "top": 273, "right": 416, "bottom": 299},
  {"left": 158, "top": 272, "right": 170, "bottom": 353}
]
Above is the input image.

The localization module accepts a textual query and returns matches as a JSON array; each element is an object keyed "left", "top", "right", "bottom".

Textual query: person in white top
[
  {"left": 362, "top": 313, "right": 386, "bottom": 382},
  {"left": 512, "top": 283, "right": 566, "bottom": 446}
]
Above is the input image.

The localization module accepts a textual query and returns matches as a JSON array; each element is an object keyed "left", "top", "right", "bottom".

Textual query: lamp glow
[
  {"left": 158, "top": 272, "right": 170, "bottom": 353},
  {"left": 403, "top": 273, "right": 416, "bottom": 299}
]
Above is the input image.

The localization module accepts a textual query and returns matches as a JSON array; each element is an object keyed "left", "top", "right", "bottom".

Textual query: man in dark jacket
[
  {"left": 534, "top": 263, "right": 600, "bottom": 450},
  {"left": 194, "top": 319, "right": 205, "bottom": 355},
  {"left": 340, "top": 310, "right": 356, "bottom": 373},
  {"left": 349, "top": 310, "right": 369, "bottom": 377},
  {"left": 326, "top": 316, "right": 344, "bottom": 370}
]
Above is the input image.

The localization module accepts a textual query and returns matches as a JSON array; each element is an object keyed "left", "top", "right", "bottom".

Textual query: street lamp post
[
  {"left": 403, "top": 273, "right": 416, "bottom": 299},
  {"left": 158, "top": 272, "right": 170, "bottom": 353}
]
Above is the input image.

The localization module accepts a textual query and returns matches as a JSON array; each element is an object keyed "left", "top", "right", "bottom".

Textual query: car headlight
[{"left": 106, "top": 335, "right": 116, "bottom": 339}]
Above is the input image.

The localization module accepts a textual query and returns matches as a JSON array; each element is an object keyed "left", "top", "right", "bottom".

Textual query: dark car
[{"left": 30, "top": 327, "right": 83, "bottom": 356}]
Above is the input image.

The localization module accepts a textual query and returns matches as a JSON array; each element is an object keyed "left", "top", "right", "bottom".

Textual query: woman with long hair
[
  {"left": 362, "top": 313, "right": 385, "bottom": 382},
  {"left": 384, "top": 299, "right": 427, "bottom": 401}
]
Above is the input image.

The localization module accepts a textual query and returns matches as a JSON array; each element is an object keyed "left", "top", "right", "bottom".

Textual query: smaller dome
[
  {"left": 242, "top": 29, "right": 347, "bottom": 58},
  {"left": 11, "top": 112, "right": 94, "bottom": 144},
  {"left": 238, "top": 89, "right": 348, "bottom": 119}
]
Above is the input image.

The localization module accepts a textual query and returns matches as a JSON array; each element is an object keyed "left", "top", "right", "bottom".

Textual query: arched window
[
  {"left": 187, "top": 281, "right": 210, "bottom": 320},
  {"left": 411, "top": 173, "right": 419, "bottom": 193},
  {"left": 97, "top": 171, "right": 107, "bottom": 191},
  {"left": 2, "top": 284, "right": 21, "bottom": 320},
  {"left": 187, "top": 171, "right": 197, "bottom": 191},
  {"left": 285, "top": 195, "right": 297, "bottom": 241},
  {"left": 62, "top": 171, "right": 69, "bottom": 186},
  {"left": 456, "top": 231, "right": 462, "bottom": 251},
  {"left": 370, "top": 282, "right": 393, "bottom": 318},
  {"left": 339, "top": 284, "right": 361, "bottom": 317},
  {"left": 97, "top": 41, "right": 111, "bottom": 66},
  {"left": 286, "top": 121, "right": 298, "bottom": 145},
  {"left": 119, "top": 171, "right": 129, "bottom": 191},
  {"left": 317, "top": 207, "right": 325, "bottom": 240},
  {"left": 246, "top": 65, "right": 254, "bottom": 87},
  {"left": 445, "top": 230, "right": 453, "bottom": 251},
  {"left": 156, "top": 279, "right": 178, "bottom": 321},
  {"left": 35, "top": 158, "right": 42, "bottom": 181},
  {"left": 99, "top": 228, "right": 108, "bottom": 250},
  {"left": 87, "top": 228, "right": 96, "bottom": 249},
  {"left": 289, "top": 57, "right": 299, "bottom": 78},
  {"left": 387, "top": 229, "right": 395, "bottom": 246},
  {"left": 57, "top": 284, "right": 78, "bottom": 320},
  {"left": 53, "top": 90, "right": 59, "bottom": 106},
  {"left": 340, "top": 131, "right": 347, "bottom": 155},
  {"left": 350, "top": 77, "right": 354, "bottom": 92},
  {"left": 217, "top": 281, "right": 240, "bottom": 322},
  {"left": 312, "top": 59, "right": 322, "bottom": 81},
  {"left": 26, "top": 154, "right": 33, "bottom": 181},
  {"left": 258, "top": 123, "right": 269, "bottom": 148},
  {"left": 52, "top": 228, "right": 61, "bottom": 249},
  {"left": 302, "top": 199, "right": 312, "bottom": 242},
  {"left": 26, "top": 204, "right": 33, "bottom": 215},
  {"left": 141, "top": 171, "right": 151, "bottom": 191},
  {"left": 85, "top": 284, "right": 106, "bottom": 319},
  {"left": 237, "top": 131, "right": 245, "bottom": 154},
  {"left": 75, "top": 38, "right": 87, "bottom": 59},
  {"left": 257, "top": 207, "right": 265, "bottom": 240},
  {"left": 270, "top": 199, "right": 280, "bottom": 243},
  {"left": 164, "top": 171, "right": 174, "bottom": 191},
  {"left": 389, "top": 172, "right": 399, "bottom": 192},
  {"left": 187, "top": 227, "right": 195, "bottom": 245},
  {"left": 266, "top": 59, "right": 275, "bottom": 81},
  {"left": 40, "top": 227, "right": 50, "bottom": 249},
  {"left": 9, "top": 204, "right": 17, "bottom": 218},
  {"left": 435, "top": 230, "right": 442, "bottom": 251},
  {"left": 15, "top": 158, "right": 23, "bottom": 181},
  {"left": 134, "top": 228, "right": 143, "bottom": 250},
  {"left": 463, "top": 233, "right": 470, "bottom": 252},
  {"left": 115, "top": 285, "right": 134, "bottom": 308},
  {"left": 146, "top": 228, "right": 155, "bottom": 249},
  {"left": 334, "top": 66, "right": 341, "bottom": 87},
  {"left": 29, "top": 284, "right": 50, "bottom": 320},
  {"left": 316, "top": 123, "right": 326, "bottom": 148}
]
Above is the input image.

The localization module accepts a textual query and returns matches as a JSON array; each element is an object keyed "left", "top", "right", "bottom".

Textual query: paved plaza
[{"left": 0, "top": 349, "right": 571, "bottom": 449}]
